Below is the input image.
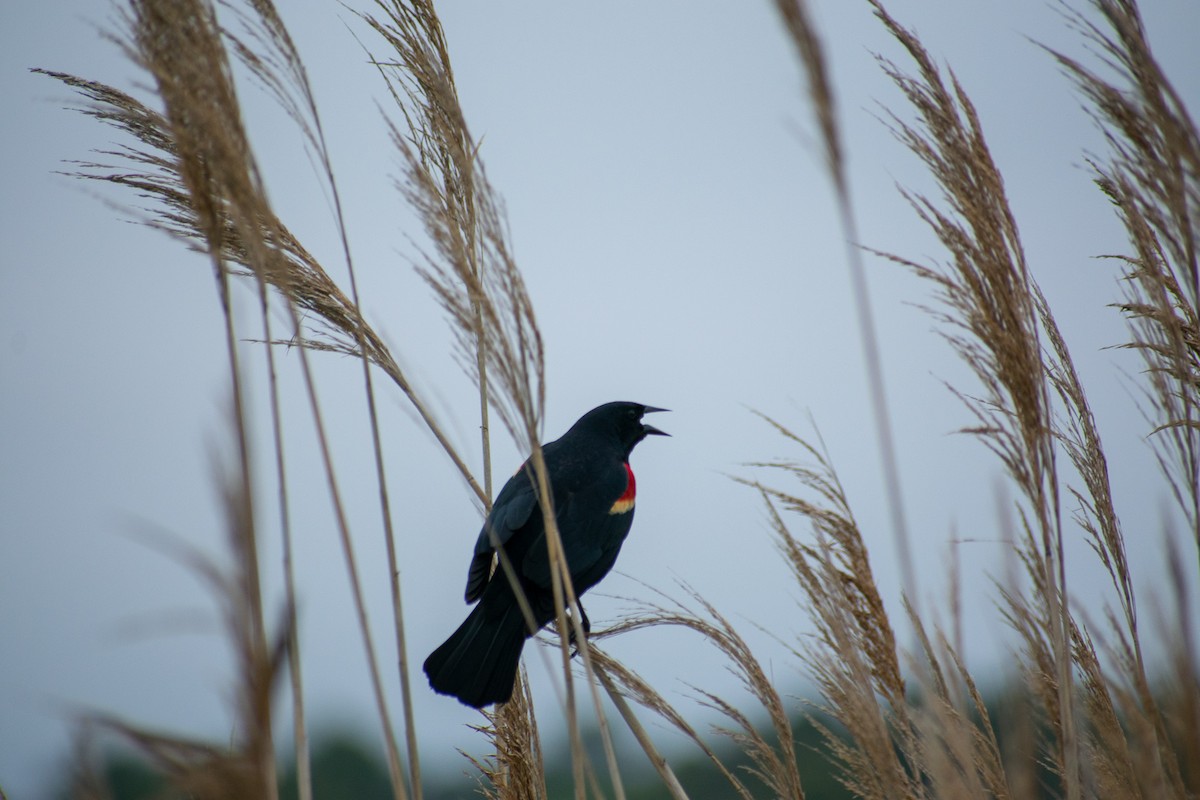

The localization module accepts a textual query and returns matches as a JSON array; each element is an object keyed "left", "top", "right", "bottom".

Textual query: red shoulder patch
[{"left": 609, "top": 462, "right": 636, "bottom": 515}]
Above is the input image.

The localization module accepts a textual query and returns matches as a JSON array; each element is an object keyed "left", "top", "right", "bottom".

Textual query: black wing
[
  {"left": 464, "top": 443, "right": 631, "bottom": 603},
  {"left": 464, "top": 464, "right": 539, "bottom": 602},
  {"left": 520, "top": 463, "right": 631, "bottom": 592}
]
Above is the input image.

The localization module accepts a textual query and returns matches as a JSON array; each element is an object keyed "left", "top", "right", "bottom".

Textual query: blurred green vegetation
[
  {"left": 66, "top": 715, "right": 854, "bottom": 800},
  {"left": 67, "top": 687, "right": 1059, "bottom": 800}
]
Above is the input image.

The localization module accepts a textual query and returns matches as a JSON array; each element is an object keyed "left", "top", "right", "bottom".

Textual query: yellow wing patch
[
  {"left": 608, "top": 496, "right": 635, "bottom": 515},
  {"left": 608, "top": 462, "right": 636, "bottom": 515}
]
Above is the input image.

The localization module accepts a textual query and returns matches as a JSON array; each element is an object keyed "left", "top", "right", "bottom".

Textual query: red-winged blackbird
[{"left": 423, "top": 401, "right": 668, "bottom": 708}]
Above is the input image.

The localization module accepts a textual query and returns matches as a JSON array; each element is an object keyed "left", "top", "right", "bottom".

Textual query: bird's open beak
[{"left": 641, "top": 406, "right": 670, "bottom": 437}]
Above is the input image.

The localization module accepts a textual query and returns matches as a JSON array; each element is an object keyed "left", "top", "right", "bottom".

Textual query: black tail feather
[{"left": 423, "top": 598, "right": 529, "bottom": 708}]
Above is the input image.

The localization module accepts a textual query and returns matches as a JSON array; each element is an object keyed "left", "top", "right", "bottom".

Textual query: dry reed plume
[{"left": 36, "top": 0, "right": 1199, "bottom": 798}]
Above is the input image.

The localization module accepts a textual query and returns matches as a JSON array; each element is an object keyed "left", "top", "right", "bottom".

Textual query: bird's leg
[{"left": 568, "top": 602, "right": 592, "bottom": 659}]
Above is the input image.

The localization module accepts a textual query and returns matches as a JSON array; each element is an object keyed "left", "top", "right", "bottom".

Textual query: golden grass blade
[
  {"left": 77, "top": 394, "right": 290, "bottom": 800},
  {"left": 1051, "top": 0, "right": 1200, "bottom": 555},
  {"left": 591, "top": 653, "right": 691, "bottom": 800},
  {"left": 865, "top": 4, "right": 1199, "bottom": 799},
  {"left": 221, "top": 7, "right": 318, "bottom": 793},
  {"left": 587, "top": 639, "right": 749, "bottom": 800},
  {"left": 744, "top": 420, "right": 910, "bottom": 800},
  {"left": 772, "top": 0, "right": 840, "bottom": 189},
  {"left": 360, "top": 4, "right": 635, "bottom": 798},
  {"left": 772, "top": 0, "right": 920, "bottom": 622},
  {"left": 41, "top": 1, "right": 422, "bottom": 794},
  {"left": 468, "top": 675, "right": 548, "bottom": 800},
  {"left": 273, "top": 401, "right": 312, "bottom": 800},
  {"left": 1162, "top": 534, "right": 1200, "bottom": 791},
  {"left": 145, "top": 0, "right": 411, "bottom": 791},
  {"left": 598, "top": 586, "right": 806, "bottom": 800},
  {"left": 34, "top": 68, "right": 489, "bottom": 511},
  {"left": 222, "top": 2, "right": 427, "bottom": 793},
  {"left": 113, "top": 2, "right": 281, "bottom": 794},
  {"left": 902, "top": 603, "right": 1013, "bottom": 800},
  {"left": 865, "top": 3, "right": 1087, "bottom": 793}
]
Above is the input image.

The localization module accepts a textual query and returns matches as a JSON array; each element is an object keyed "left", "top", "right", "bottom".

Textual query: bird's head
[{"left": 572, "top": 401, "right": 669, "bottom": 456}]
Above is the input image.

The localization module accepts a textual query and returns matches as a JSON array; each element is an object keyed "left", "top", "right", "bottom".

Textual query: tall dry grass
[{"left": 38, "top": 0, "right": 1198, "bottom": 798}]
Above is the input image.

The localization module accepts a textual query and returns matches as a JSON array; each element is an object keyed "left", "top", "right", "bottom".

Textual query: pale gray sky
[{"left": 2, "top": 1, "right": 1197, "bottom": 797}]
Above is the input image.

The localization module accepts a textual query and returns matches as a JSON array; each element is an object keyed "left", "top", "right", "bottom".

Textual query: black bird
[{"left": 423, "top": 401, "right": 668, "bottom": 708}]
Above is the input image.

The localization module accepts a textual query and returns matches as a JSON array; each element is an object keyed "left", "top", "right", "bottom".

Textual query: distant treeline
[{"left": 70, "top": 686, "right": 1065, "bottom": 800}]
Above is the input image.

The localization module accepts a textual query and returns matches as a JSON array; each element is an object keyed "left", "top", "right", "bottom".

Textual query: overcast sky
[{"left": 2, "top": 1, "right": 1198, "bottom": 797}]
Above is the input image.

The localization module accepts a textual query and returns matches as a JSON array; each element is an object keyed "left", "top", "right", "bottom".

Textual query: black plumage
[{"left": 423, "top": 401, "right": 668, "bottom": 708}]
